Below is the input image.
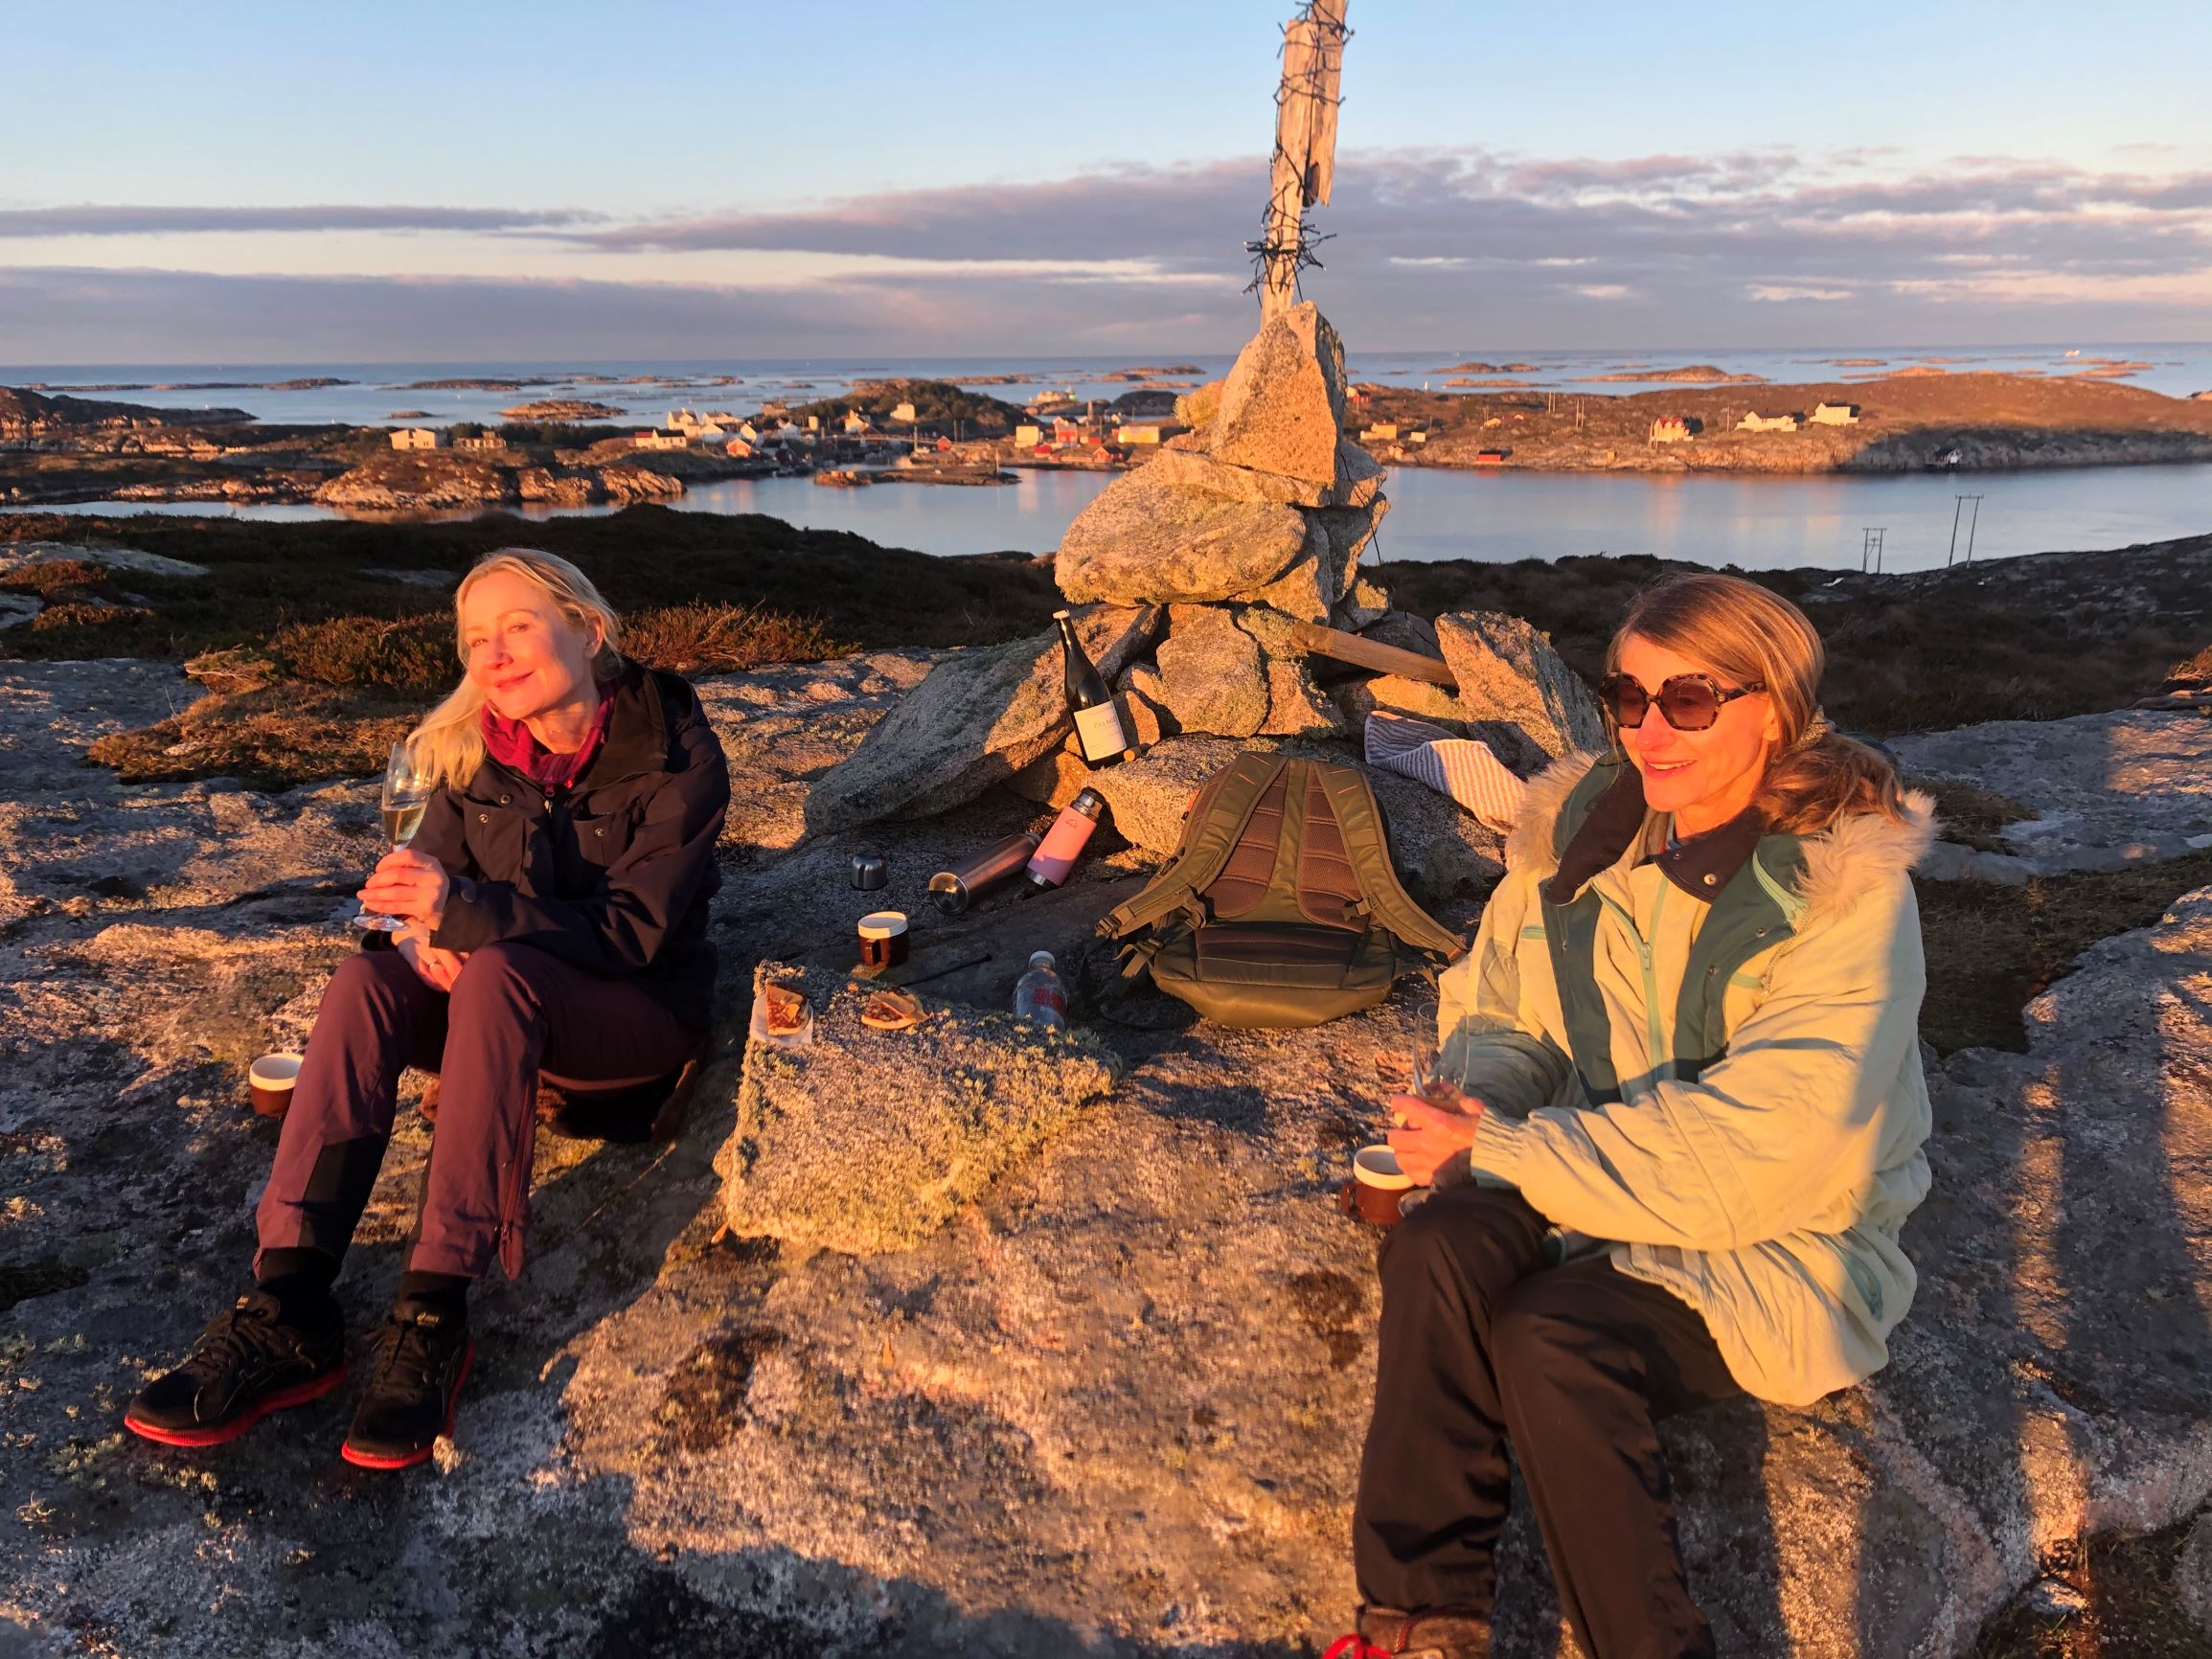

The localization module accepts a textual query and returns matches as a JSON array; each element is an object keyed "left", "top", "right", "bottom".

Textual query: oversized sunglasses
[{"left": 1598, "top": 671, "right": 1767, "bottom": 732}]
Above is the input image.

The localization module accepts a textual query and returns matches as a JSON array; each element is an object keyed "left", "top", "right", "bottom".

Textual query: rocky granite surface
[
  {"left": 1893, "top": 709, "right": 2212, "bottom": 880},
  {"left": 2, "top": 656, "right": 2209, "bottom": 1658}
]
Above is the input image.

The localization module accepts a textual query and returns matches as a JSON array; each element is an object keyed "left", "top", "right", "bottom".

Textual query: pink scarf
[{"left": 481, "top": 687, "right": 615, "bottom": 791}]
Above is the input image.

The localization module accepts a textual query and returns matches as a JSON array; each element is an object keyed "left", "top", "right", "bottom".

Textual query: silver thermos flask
[{"left": 928, "top": 831, "right": 1042, "bottom": 915}]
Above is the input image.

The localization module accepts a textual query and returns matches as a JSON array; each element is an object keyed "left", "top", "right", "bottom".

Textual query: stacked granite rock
[
  {"left": 802, "top": 301, "right": 1601, "bottom": 907},
  {"left": 1053, "top": 302, "right": 1389, "bottom": 747},
  {"left": 800, "top": 302, "right": 1376, "bottom": 841}
]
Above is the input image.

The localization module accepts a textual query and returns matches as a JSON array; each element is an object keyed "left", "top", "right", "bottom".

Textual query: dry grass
[
  {"left": 88, "top": 602, "right": 851, "bottom": 787},
  {"left": 271, "top": 613, "right": 454, "bottom": 692},
  {"left": 1913, "top": 848, "right": 2212, "bottom": 1055},
  {"left": 1910, "top": 778, "right": 2035, "bottom": 853},
  {"left": 1970, "top": 1512, "right": 2210, "bottom": 1658},
  {"left": 1378, "top": 536, "right": 2212, "bottom": 737},
  {"left": 0, "top": 503, "right": 1061, "bottom": 665},
  {"left": 0, "top": 557, "right": 113, "bottom": 599},
  {"left": 621, "top": 603, "right": 848, "bottom": 675},
  {"left": 87, "top": 683, "right": 422, "bottom": 791},
  {"left": 32, "top": 601, "right": 154, "bottom": 632}
]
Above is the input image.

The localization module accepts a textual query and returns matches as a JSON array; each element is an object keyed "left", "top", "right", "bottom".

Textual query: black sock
[
  {"left": 255, "top": 1247, "right": 339, "bottom": 1323},
  {"left": 396, "top": 1269, "right": 470, "bottom": 1323}
]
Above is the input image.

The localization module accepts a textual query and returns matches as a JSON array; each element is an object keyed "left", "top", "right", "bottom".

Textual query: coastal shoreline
[
  {"left": 1350, "top": 369, "right": 2212, "bottom": 476},
  {"left": 11, "top": 369, "right": 2212, "bottom": 515}
]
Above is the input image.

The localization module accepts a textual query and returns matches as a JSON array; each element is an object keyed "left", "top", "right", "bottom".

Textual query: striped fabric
[{"left": 1362, "top": 711, "right": 1527, "bottom": 832}]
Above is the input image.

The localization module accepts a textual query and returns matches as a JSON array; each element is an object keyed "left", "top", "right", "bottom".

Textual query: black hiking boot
[
  {"left": 339, "top": 1299, "right": 474, "bottom": 1470},
  {"left": 125, "top": 1290, "right": 347, "bottom": 1447}
]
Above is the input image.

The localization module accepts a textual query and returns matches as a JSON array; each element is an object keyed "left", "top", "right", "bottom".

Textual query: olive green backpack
[{"left": 1099, "top": 752, "right": 1465, "bottom": 1029}]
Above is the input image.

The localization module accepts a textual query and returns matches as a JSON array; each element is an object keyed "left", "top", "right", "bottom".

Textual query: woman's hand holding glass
[
  {"left": 359, "top": 849, "right": 450, "bottom": 934},
  {"left": 1389, "top": 999, "right": 1485, "bottom": 1185},
  {"left": 1386, "top": 1090, "right": 1484, "bottom": 1185},
  {"left": 353, "top": 741, "right": 442, "bottom": 932}
]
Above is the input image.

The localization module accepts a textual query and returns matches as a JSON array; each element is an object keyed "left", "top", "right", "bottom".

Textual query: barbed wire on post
[{"left": 1246, "top": 1, "right": 1349, "bottom": 314}]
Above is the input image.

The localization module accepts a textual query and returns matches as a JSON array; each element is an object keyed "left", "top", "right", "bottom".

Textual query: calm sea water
[
  {"left": 18, "top": 461, "right": 2209, "bottom": 574},
  {"left": 9, "top": 343, "right": 2212, "bottom": 426},
  {"left": 8, "top": 346, "right": 2207, "bottom": 572}
]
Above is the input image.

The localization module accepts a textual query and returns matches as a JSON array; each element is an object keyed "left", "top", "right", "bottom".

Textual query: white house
[
  {"left": 1810, "top": 401, "right": 1860, "bottom": 426},
  {"left": 1738, "top": 412, "right": 1801, "bottom": 433}
]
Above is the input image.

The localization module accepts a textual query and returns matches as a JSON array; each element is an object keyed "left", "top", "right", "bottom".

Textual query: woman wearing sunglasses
[{"left": 1336, "top": 573, "right": 1935, "bottom": 1659}]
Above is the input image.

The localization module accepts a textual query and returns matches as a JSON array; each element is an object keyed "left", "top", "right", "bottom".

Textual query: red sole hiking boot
[
  {"left": 340, "top": 1302, "right": 473, "bottom": 1471},
  {"left": 1334, "top": 1606, "right": 1494, "bottom": 1659},
  {"left": 125, "top": 1291, "right": 347, "bottom": 1448}
]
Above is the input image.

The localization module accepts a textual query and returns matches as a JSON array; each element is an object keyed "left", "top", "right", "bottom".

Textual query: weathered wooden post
[{"left": 1255, "top": 0, "right": 1347, "bottom": 319}]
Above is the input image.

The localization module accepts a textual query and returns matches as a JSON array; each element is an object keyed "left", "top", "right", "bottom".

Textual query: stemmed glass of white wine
[{"left": 352, "top": 741, "right": 437, "bottom": 932}]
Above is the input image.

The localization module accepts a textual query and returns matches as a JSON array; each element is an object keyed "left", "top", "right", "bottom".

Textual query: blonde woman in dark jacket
[
  {"left": 127, "top": 550, "right": 728, "bottom": 1470},
  {"left": 1335, "top": 575, "right": 1935, "bottom": 1659}
]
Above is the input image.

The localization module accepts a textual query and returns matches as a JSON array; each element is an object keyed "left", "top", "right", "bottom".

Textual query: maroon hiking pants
[{"left": 255, "top": 943, "right": 699, "bottom": 1282}]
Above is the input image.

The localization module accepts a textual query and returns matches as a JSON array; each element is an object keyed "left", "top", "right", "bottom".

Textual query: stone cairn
[
  {"left": 1049, "top": 302, "right": 1386, "bottom": 749},
  {"left": 804, "top": 302, "right": 1603, "bottom": 900}
]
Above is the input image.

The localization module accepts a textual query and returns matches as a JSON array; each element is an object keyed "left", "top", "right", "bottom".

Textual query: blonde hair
[
  {"left": 409, "top": 548, "right": 624, "bottom": 788},
  {"left": 1607, "top": 573, "right": 1904, "bottom": 835}
]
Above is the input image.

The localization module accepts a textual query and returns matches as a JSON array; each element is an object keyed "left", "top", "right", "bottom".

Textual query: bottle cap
[{"left": 1029, "top": 950, "right": 1056, "bottom": 969}]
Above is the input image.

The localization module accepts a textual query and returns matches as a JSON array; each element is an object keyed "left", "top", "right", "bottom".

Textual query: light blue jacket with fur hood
[{"left": 1437, "top": 750, "right": 1938, "bottom": 1405}]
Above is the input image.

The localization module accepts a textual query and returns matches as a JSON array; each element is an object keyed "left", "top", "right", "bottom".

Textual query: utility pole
[
  {"left": 1255, "top": 1, "right": 1348, "bottom": 319},
  {"left": 1860, "top": 527, "right": 1887, "bottom": 574},
  {"left": 1962, "top": 494, "right": 1984, "bottom": 563}
]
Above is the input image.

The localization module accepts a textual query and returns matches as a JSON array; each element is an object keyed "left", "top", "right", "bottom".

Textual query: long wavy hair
[
  {"left": 409, "top": 549, "right": 624, "bottom": 788},
  {"left": 1607, "top": 573, "right": 1905, "bottom": 835}
]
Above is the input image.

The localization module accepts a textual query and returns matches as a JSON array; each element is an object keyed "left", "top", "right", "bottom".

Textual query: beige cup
[
  {"left": 1351, "top": 1144, "right": 1413, "bottom": 1227},
  {"left": 249, "top": 1053, "right": 304, "bottom": 1119},
  {"left": 857, "top": 910, "right": 910, "bottom": 970}
]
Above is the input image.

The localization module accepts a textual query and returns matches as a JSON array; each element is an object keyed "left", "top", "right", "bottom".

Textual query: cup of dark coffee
[
  {"left": 857, "top": 911, "right": 910, "bottom": 970},
  {"left": 249, "top": 1052, "right": 304, "bottom": 1119},
  {"left": 1348, "top": 1144, "right": 1414, "bottom": 1226}
]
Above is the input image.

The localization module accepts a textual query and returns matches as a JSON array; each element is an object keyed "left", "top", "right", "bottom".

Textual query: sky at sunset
[{"left": 5, "top": 0, "right": 2208, "bottom": 362}]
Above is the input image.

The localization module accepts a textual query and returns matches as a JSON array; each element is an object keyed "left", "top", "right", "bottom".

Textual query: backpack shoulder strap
[
  {"left": 1313, "top": 761, "right": 1468, "bottom": 962},
  {"left": 1099, "top": 751, "right": 1292, "bottom": 940}
]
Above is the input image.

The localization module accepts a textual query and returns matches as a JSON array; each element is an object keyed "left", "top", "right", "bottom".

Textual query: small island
[
  {"left": 1347, "top": 370, "right": 2212, "bottom": 473},
  {"left": 497, "top": 398, "right": 628, "bottom": 421}
]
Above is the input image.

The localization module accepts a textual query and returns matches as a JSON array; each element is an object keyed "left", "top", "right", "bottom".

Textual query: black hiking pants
[{"left": 1352, "top": 1185, "right": 1742, "bottom": 1659}]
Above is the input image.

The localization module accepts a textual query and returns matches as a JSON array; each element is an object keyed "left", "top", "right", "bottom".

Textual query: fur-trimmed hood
[{"left": 1505, "top": 751, "right": 1937, "bottom": 929}]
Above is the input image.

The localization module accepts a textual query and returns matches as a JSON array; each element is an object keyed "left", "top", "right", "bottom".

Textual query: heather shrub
[
  {"left": 0, "top": 558, "right": 112, "bottom": 599},
  {"left": 32, "top": 602, "right": 153, "bottom": 631},
  {"left": 271, "top": 613, "right": 452, "bottom": 691},
  {"left": 622, "top": 603, "right": 845, "bottom": 674}
]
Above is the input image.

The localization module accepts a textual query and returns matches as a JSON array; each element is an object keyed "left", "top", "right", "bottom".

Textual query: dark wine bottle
[{"left": 1055, "top": 608, "right": 1133, "bottom": 765}]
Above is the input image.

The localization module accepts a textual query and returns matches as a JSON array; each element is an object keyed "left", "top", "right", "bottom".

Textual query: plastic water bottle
[{"left": 1013, "top": 950, "right": 1068, "bottom": 1031}]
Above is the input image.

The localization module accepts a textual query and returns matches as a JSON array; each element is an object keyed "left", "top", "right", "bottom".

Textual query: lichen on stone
[{"left": 716, "top": 964, "right": 1122, "bottom": 1255}]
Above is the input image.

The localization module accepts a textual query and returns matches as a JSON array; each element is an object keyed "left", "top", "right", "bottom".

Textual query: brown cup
[
  {"left": 1350, "top": 1144, "right": 1414, "bottom": 1227},
  {"left": 857, "top": 911, "right": 910, "bottom": 970},
  {"left": 249, "top": 1052, "right": 304, "bottom": 1119}
]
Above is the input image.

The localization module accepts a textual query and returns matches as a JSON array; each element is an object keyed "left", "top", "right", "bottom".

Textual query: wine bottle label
[{"left": 1072, "top": 702, "right": 1130, "bottom": 761}]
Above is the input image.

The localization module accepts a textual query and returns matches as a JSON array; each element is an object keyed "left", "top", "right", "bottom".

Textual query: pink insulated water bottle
[{"left": 1026, "top": 789, "right": 1106, "bottom": 889}]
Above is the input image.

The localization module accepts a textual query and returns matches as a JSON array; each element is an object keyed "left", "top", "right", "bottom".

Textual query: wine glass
[
  {"left": 1404, "top": 999, "right": 1466, "bottom": 1112},
  {"left": 352, "top": 741, "right": 437, "bottom": 932}
]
